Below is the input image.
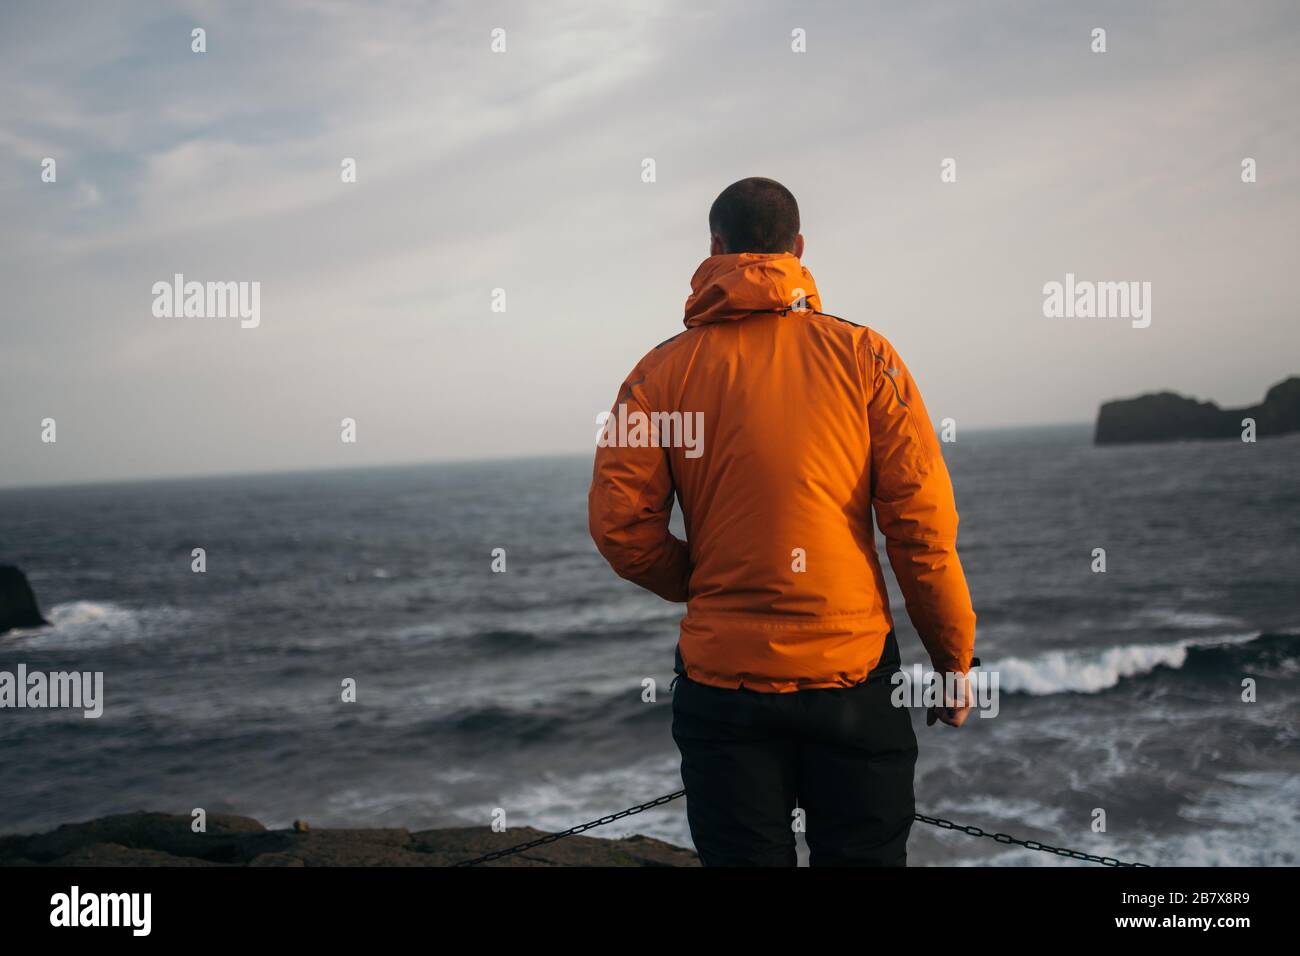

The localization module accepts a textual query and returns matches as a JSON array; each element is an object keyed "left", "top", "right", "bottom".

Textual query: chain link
[
  {"left": 452, "top": 790, "right": 687, "bottom": 866},
  {"left": 453, "top": 791, "right": 1149, "bottom": 867},
  {"left": 911, "top": 812, "right": 1147, "bottom": 866}
]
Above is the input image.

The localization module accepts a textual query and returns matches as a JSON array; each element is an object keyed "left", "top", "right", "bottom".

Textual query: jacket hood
[{"left": 683, "top": 253, "right": 822, "bottom": 328}]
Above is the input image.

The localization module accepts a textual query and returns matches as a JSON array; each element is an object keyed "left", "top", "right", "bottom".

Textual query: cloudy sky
[{"left": 1, "top": 0, "right": 1297, "bottom": 487}]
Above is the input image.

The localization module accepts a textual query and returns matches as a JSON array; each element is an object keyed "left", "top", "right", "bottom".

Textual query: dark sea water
[{"left": 2, "top": 425, "right": 1298, "bottom": 865}]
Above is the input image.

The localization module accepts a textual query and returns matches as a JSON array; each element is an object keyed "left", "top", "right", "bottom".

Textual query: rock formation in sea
[
  {"left": 0, "top": 565, "right": 48, "bottom": 636},
  {"left": 1094, "top": 376, "right": 1300, "bottom": 445}
]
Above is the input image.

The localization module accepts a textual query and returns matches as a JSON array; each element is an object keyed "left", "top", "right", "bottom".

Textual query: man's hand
[{"left": 926, "top": 670, "right": 974, "bottom": 728}]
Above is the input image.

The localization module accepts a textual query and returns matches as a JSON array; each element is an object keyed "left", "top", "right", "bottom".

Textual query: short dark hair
[{"left": 708, "top": 177, "right": 800, "bottom": 254}]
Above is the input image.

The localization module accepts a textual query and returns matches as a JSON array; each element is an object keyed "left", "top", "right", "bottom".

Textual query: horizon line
[{"left": 0, "top": 420, "right": 1094, "bottom": 494}]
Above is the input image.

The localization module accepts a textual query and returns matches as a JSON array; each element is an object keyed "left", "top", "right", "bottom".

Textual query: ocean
[{"left": 2, "top": 424, "right": 1297, "bottom": 866}]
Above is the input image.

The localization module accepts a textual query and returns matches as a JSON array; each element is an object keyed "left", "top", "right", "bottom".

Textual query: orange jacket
[{"left": 589, "top": 253, "right": 976, "bottom": 692}]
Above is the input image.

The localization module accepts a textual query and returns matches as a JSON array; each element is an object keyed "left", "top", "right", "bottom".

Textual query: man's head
[{"left": 708, "top": 177, "right": 804, "bottom": 258}]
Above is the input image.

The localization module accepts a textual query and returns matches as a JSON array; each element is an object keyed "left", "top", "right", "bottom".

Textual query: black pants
[{"left": 671, "top": 632, "right": 917, "bottom": 866}]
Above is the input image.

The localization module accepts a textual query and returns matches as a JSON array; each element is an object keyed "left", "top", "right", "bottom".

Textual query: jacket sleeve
[
  {"left": 864, "top": 332, "right": 976, "bottom": 674},
  {"left": 588, "top": 384, "right": 691, "bottom": 603}
]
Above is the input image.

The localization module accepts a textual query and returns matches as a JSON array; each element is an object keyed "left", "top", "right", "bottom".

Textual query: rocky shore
[{"left": 0, "top": 812, "right": 699, "bottom": 867}]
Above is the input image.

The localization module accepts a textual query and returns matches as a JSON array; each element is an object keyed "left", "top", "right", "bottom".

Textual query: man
[{"left": 588, "top": 177, "right": 977, "bottom": 866}]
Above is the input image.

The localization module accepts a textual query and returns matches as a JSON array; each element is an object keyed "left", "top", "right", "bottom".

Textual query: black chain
[
  {"left": 452, "top": 790, "right": 1149, "bottom": 867},
  {"left": 452, "top": 790, "right": 687, "bottom": 866},
  {"left": 912, "top": 812, "right": 1148, "bottom": 867}
]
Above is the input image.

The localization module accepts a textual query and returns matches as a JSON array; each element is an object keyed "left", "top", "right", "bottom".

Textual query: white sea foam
[
  {"left": 483, "top": 755, "right": 690, "bottom": 848},
  {"left": 990, "top": 631, "right": 1259, "bottom": 696},
  {"left": 4, "top": 600, "right": 190, "bottom": 649},
  {"left": 49, "top": 600, "right": 125, "bottom": 627},
  {"left": 944, "top": 771, "right": 1300, "bottom": 867},
  {"left": 2, "top": 600, "right": 126, "bottom": 639}
]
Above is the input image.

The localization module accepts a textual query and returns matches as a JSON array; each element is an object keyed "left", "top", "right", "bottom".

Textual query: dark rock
[
  {"left": 0, "top": 565, "right": 48, "bottom": 635},
  {"left": 16, "top": 811, "right": 265, "bottom": 864},
  {"left": 0, "top": 812, "right": 698, "bottom": 867},
  {"left": 408, "top": 825, "right": 701, "bottom": 867},
  {"left": 1095, "top": 376, "right": 1300, "bottom": 445},
  {"left": 49, "top": 843, "right": 224, "bottom": 867},
  {"left": 247, "top": 852, "right": 306, "bottom": 867}
]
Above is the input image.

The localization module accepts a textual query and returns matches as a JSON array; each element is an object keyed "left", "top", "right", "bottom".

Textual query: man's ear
[
  {"left": 710, "top": 233, "right": 725, "bottom": 256},
  {"left": 793, "top": 234, "right": 805, "bottom": 258}
]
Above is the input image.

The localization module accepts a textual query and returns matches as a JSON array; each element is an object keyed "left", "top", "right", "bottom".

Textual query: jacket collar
[{"left": 683, "top": 253, "right": 822, "bottom": 328}]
